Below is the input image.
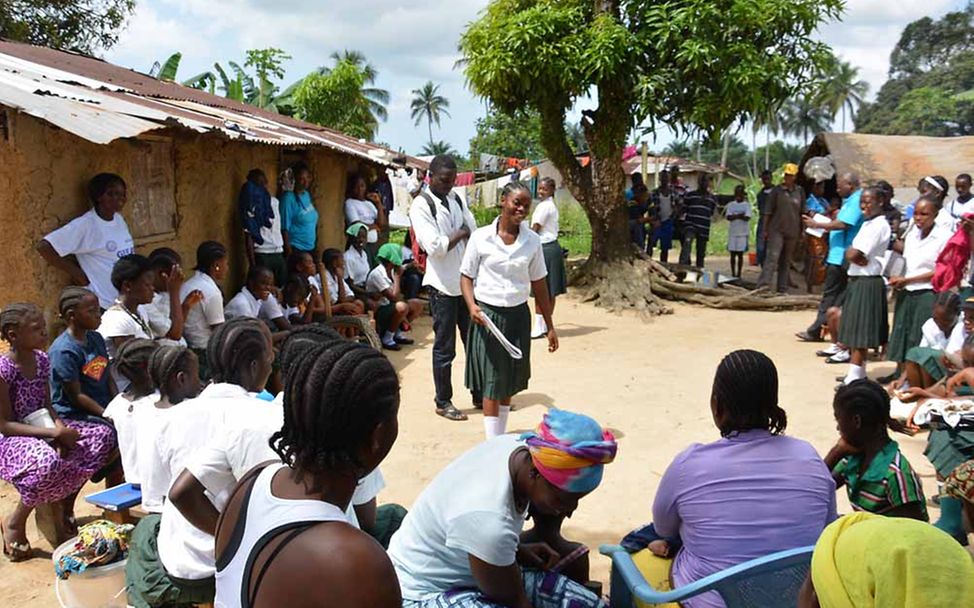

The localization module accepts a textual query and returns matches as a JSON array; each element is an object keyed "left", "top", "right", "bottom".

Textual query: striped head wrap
[{"left": 521, "top": 409, "right": 617, "bottom": 494}]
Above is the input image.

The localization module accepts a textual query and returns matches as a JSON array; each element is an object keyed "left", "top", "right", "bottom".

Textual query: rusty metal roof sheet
[{"left": 0, "top": 39, "right": 427, "bottom": 169}]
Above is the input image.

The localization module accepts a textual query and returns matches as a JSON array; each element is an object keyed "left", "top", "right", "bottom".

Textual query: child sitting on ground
[
  {"left": 0, "top": 302, "right": 116, "bottom": 559},
  {"left": 824, "top": 379, "right": 927, "bottom": 521},
  {"left": 891, "top": 291, "right": 961, "bottom": 392},
  {"left": 282, "top": 276, "right": 318, "bottom": 325},
  {"left": 145, "top": 248, "right": 204, "bottom": 347},
  {"left": 322, "top": 248, "right": 368, "bottom": 315},
  {"left": 366, "top": 243, "right": 423, "bottom": 351},
  {"left": 102, "top": 339, "right": 159, "bottom": 485},
  {"left": 224, "top": 265, "right": 290, "bottom": 333},
  {"left": 49, "top": 287, "right": 116, "bottom": 421},
  {"left": 898, "top": 294, "right": 972, "bottom": 400}
]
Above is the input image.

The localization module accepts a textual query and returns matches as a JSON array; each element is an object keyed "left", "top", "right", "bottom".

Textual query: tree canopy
[
  {"left": 294, "top": 59, "right": 378, "bottom": 140},
  {"left": 0, "top": 0, "right": 134, "bottom": 53}
]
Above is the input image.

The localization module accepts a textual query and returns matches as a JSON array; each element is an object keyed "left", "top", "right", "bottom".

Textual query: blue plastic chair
[{"left": 599, "top": 544, "right": 814, "bottom": 608}]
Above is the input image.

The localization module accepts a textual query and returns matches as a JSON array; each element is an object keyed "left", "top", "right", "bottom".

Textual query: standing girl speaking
[{"left": 460, "top": 182, "right": 557, "bottom": 439}]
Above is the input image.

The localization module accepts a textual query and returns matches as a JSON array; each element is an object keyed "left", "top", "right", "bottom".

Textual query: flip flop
[
  {"left": 436, "top": 404, "right": 468, "bottom": 421},
  {"left": 795, "top": 331, "right": 823, "bottom": 343},
  {"left": 0, "top": 520, "right": 31, "bottom": 562}
]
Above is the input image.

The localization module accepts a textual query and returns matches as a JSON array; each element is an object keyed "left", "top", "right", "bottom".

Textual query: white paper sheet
[{"left": 804, "top": 213, "right": 830, "bottom": 238}]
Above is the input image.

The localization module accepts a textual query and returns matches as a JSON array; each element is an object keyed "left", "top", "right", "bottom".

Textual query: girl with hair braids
[
  {"left": 461, "top": 181, "right": 557, "bottom": 439},
  {"left": 214, "top": 335, "right": 402, "bottom": 608},
  {"left": 0, "top": 303, "right": 116, "bottom": 561},
  {"left": 103, "top": 339, "right": 159, "bottom": 485},
  {"left": 179, "top": 240, "right": 230, "bottom": 381},
  {"left": 638, "top": 350, "right": 836, "bottom": 608},
  {"left": 825, "top": 379, "right": 927, "bottom": 522}
]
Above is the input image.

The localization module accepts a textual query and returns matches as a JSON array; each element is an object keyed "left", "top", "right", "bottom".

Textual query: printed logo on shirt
[
  {"left": 112, "top": 244, "right": 136, "bottom": 258},
  {"left": 82, "top": 356, "right": 109, "bottom": 382}
]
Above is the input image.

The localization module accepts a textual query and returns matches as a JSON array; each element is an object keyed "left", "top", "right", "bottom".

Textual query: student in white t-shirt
[
  {"left": 344, "top": 223, "right": 373, "bottom": 292},
  {"left": 179, "top": 241, "right": 229, "bottom": 380},
  {"left": 145, "top": 248, "right": 203, "bottom": 347},
  {"left": 98, "top": 254, "right": 156, "bottom": 391},
  {"left": 893, "top": 291, "right": 961, "bottom": 393},
  {"left": 321, "top": 248, "right": 367, "bottom": 315},
  {"left": 724, "top": 184, "right": 753, "bottom": 279},
  {"left": 344, "top": 174, "right": 387, "bottom": 250},
  {"left": 38, "top": 173, "right": 136, "bottom": 309},
  {"left": 102, "top": 339, "right": 159, "bottom": 485},
  {"left": 367, "top": 244, "right": 423, "bottom": 351},
  {"left": 388, "top": 410, "right": 617, "bottom": 608},
  {"left": 224, "top": 266, "right": 289, "bottom": 332},
  {"left": 530, "top": 177, "right": 566, "bottom": 338}
]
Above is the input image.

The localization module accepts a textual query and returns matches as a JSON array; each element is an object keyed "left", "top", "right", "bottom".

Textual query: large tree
[
  {"left": 460, "top": 0, "right": 842, "bottom": 312},
  {"left": 294, "top": 58, "right": 379, "bottom": 140},
  {"left": 0, "top": 0, "right": 134, "bottom": 53}
]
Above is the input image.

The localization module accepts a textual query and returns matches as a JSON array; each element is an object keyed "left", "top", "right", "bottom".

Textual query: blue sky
[{"left": 103, "top": 0, "right": 967, "bottom": 156}]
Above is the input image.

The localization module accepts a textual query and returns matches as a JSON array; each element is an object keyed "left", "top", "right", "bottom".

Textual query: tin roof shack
[{"left": 0, "top": 40, "right": 425, "bottom": 318}]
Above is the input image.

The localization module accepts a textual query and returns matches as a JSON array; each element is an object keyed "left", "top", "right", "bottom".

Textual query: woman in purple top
[{"left": 649, "top": 350, "right": 837, "bottom": 608}]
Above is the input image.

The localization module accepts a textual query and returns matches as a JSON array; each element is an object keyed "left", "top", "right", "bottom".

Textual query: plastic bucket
[
  {"left": 748, "top": 252, "right": 758, "bottom": 266},
  {"left": 52, "top": 538, "right": 128, "bottom": 608}
]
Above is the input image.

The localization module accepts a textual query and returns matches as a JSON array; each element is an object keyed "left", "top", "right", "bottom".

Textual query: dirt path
[{"left": 0, "top": 290, "right": 939, "bottom": 606}]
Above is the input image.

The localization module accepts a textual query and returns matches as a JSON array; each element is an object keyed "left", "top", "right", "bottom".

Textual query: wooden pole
[{"left": 641, "top": 141, "right": 649, "bottom": 188}]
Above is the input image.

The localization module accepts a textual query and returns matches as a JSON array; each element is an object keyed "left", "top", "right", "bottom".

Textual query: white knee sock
[
  {"left": 498, "top": 405, "right": 511, "bottom": 435},
  {"left": 484, "top": 416, "right": 502, "bottom": 440},
  {"left": 844, "top": 364, "right": 866, "bottom": 385},
  {"left": 382, "top": 331, "right": 395, "bottom": 345}
]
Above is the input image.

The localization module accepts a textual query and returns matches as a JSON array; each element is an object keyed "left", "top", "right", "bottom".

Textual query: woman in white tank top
[{"left": 214, "top": 335, "right": 401, "bottom": 608}]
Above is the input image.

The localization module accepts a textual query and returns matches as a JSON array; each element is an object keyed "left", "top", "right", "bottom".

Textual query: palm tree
[
  {"left": 410, "top": 82, "right": 451, "bottom": 147},
  {"left": 818, "top": 60, "right": 869, "bottom": 132},
  {"left": 780, "top": 98, "right": 832, "bottom": 145},
  {"left": 422, "top": 140, "right": 457, "bottom": 156},
  {"left": 283, "top": 51, "right": 390, "bottom": 128}
]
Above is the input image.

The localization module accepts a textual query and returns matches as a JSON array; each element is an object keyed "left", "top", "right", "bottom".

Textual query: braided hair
[
  {"left": 111, "top": 253, "right": 152, "bottom": 290},
  {"left": 935, "top": 291, "right": 961, "bottom": 318},
  {"left": 58, "top": 286, "right": 95, "bottom": 319},
  {"left": 206, "top": 317, "right": 272, "bottom": 387},
  {"left": 278, "top": 325, "right": 343, "bottom": 374},
  {"left": 0, "top": 303, "right": 40, "bottom": 343},
  {"left": 195, "top": 241, "right": 228, "bottom": 274},
  {"left": 501, "top": 180, "right": 531, "bottom": 200},
  {"left": 149, "top": 247, "right": 181, "bottom": 273},
  {"left": 116, "top": 339, "right": 159, "bottom": 393},
  {"left": 711, "top": 350, "right": 787, "bottom": 437},
  {"left": 271, "top": 337, "right": 399, "bottom": 473},
  {"left": 834, "top": 379, "right": 894, "bottom": 433},
  {"left": 148, "top": 345, "right": 196, "bottom": 400}
]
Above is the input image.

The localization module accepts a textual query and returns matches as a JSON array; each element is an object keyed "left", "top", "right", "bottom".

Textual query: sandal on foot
[
  {"left": 0, "top": 521, "right": 31, "bottom": 562},
  {"left": 436, "top": 404, "right": 468, "bottom": 421},
  {"left": 795, "top": 331, "right": 823, "bottom": 343}
]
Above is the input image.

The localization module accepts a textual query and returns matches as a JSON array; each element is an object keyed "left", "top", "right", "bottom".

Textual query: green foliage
[
  {"left": 0, "top": 0, "right": 134, "bottom": 53},
  {"left": 815, "top": 57, "right": 868, "bottom": 131},
  {"left": 150, "top": 52, "right": 183, "bottom": 81},
  {"left": 245, "top": 48, "right": 292, "bottom": 109},
  {"left": 411, "top": 81, "right": 451, "bottom": 146},
  {"left": 753, "top": 140, "right": 804, "bottom": 171},
  {"left": 469, "top": 109, "right": 550, "bottom": 162},
  {"left": 294, "top": 60, "right": 377, "bottom": 140},
  {"left": 857, "top": 4, "right": 974, "bottom": 135},
  {"left": 662, "top": 136, "right": 752, "bottom": 176},
  {"left": 421, "top": 140, "right": 458, "bottom": 156},
  {"left": 779, "top": 97, "right": 832, "bottom": 144}
]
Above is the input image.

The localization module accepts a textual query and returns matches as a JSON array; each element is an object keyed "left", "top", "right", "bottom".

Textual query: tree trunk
[
  {"left": 428, "top": 112, "right": 434, "bottom": 147},
  {"left": 752, "top": 128, "right": 758, "bottom": 177},
  {"left": 717, "top": 129, "right": 731, "bottom": 188},
  {"left": 765, "top": 127, "right": 770, "bottom": 171}
]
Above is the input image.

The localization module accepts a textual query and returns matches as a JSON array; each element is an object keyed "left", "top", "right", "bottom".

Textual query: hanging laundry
[{"left": 455, "top": 172, "right": 476, "bottom": 187}]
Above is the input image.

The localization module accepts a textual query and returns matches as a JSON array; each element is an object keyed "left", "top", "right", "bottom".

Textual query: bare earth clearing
[{"left": 0, "top": 262, "right": 939, "bottom": 606}]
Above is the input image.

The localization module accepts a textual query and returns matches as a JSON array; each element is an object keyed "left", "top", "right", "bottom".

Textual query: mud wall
[{"left": 0, "top": 110, "right": 367, "bottom": 324}]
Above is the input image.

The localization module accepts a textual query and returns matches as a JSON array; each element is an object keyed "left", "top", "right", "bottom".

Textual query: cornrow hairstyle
[
  {"left": 429, "top": 154, "right": 456, "bottom": 175},
  {"left": 149, "top": 247, "right": 181, "bottom": 273},
  {"left": 501, "top": 180, "right": 531, "bottom": 200},
  {"left": 278, "top": 325, "right": 343, "bottom": 375},
  {"left": 322, "top": 248, "right": 343, "bottom": 271},
  {"left": 834, "top": 379, "right": 893, "bottom": 432},
  {"left": 270, "top": 339, "right": 399, "bottom": 473},
  {"left": 111, "top": 254, "right": 152, "bottom": 291},
  {"left": 935, "top": 291, "right": 961, "bottom": 318},
  {"left": 206, "top": 317, "right": 271, "bottom": 385},
  {"left": 116, "top": 339, "right": 159, "bottom": 389},
  {"left": 87, "top": 173, "right": 125, "bottom": 205},
  {"left": 58, "top": 286, "right": 95, "bottom": 319},
  {"left": 195, "top": 241, "right": 228, "bottom": 274},
  {"left": 711, "top": 350, "right": 787, "bottom": 437},
  {"left": 148, "top": 345, "right": 195, "bottom": 396},
  {"left": 1, "top": 303, "right": 40, "bottom": 343}
]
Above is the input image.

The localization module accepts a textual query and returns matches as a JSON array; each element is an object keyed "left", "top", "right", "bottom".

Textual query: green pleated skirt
[
  {"left": 925, "top": 426, "right": 974, "bottom": 478},
  {"left": 465, "top": 302, "right": 532, "bottom": 400},
  {"left": 125, "top": 514, "right": 215, "bottom": 608},
  {"left": 906, "top": 346, "right": 948, "bottom": 381},
  {"left": 542, "top": 240, "right": 568, "bottom": 297},
  {"left": 838, "top": 276, "right": 889, "bottom": 349},
  {"left": 887, "top": 289, "right": 935, "bottom": 362}
]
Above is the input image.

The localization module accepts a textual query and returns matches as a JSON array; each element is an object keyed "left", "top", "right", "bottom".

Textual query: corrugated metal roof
[
  {"left": 800, "top": 133, "right": 974, "bottom": 190},
  {"left": 0, "top": 39, "right": 427, "bottom": 168}
]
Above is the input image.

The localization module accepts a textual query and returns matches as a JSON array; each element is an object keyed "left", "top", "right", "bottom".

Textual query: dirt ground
[{"left": 0, "top": 259, "right": 942, "bottom": 606}]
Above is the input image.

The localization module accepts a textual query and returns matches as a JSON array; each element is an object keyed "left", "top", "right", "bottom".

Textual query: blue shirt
[
  {"left": 805, "top": 195, "right": 827, "bottom": 215},
  {"left": 48, "top": 330, "right": 112, "bottom": 417},
  {"left": 826, "top": 190, "right": 863, "bottom": 266},
  {"left": 280, "top": 190, "right": 319, "bottom": 252}
]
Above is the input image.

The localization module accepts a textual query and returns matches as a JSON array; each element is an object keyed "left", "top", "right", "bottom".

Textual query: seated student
[
  {"left": 891, "top": 291, "right": 960, "bottom": 391},
  {"left": 98, "top": 254, "right": 157, "bottom": 390},
  {"left": 321, "top": 248, "right": 367, "bottom": 316},
  {"left": 944, "top": 460, "right": 974, "bottom": 542},
  {"left": 900, "top": 295, "right": 974, "bottom": 397},
  {"left": 224, "top": 265, "right": 290, "bottom": 332},
  {"left": 214, "top": 334, "right": 402, "bottom": 608},
  {"left": 102, "top": 339, "right": 159, "bottom": 485},
  {"left": 344, "top": 222, "right": 372, "bottom": 294},
  {"left": 400, "top": 232, "right": 425, "bottom": 301},
  {"left": 389, "top": 409, "right": 616, "bottom": 608},
  {"left": 824, "top": 379, "right": 927, "bottom": 521},
  {"left": 641, "top": 350, "right": 836, "bottom": 608},
  {"left": 49, "top": 287, "right": 116, "bottom": 422},
  {"left": 170, "top": 326, "right": 404, "bottom": 550},
  {"left": 0, "top": 303, "right": 116, "bottom": 560},
  {"left": 180, "top": 241, "right": 229, "bottom": 380},
  {"left": 145, "top": 248, "right": 204, "bottom": 347},
  {"left": 367, "top": 243, "right": 423, "bottom": 351},
  {"left": 281, "top": 276, "right": 317, "bottom": 326},
  {"left": 798, "top": 513, "right": 974, "bottom": 608}
]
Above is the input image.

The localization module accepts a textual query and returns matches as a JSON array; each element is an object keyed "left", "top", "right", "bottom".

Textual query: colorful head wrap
[
  {"left": 521, "top": 409, "right": 617, "bottom": 494},
  {"left": 810, "top": 512, "right": 974, "bottom": 608},
  {"left": 945, "top": 460, "right": 974, "bottom": 504},
  {"left": 376, "top": 243, "right": 402, "bottom": 267},
  {"left": 346, "top": 222, "right": 367, "bottom": 237}
]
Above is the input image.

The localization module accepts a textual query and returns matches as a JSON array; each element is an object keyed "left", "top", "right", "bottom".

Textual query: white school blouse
[
  {"left": 460, "top": 219, "right": 548, "bottom": 308},
  {"left": 901, "top": 224, "right": 949, "bottom": 291},
  {"left": 531, "top": 198, "right": 559, "bottom": 244},
  {"left": 179, "top": 272, "right": 224, "bottom": 349},
  {"left": 847, "top": 215, "right": 891, "bottom": 277}
]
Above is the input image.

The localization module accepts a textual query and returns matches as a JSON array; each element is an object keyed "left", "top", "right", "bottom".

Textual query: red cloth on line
[
  {"left": 455, "top": 172, "right": 475, "bottom": 187},
  {"left": 622, "top": 145, "right": 638, "bottom": 161},
  {"left": 932, "top": 215, "right": 974, "bottom": 292}
]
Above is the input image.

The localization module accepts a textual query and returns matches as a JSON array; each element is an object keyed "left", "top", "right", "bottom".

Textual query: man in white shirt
[{"left": 409, "top": 155, "right": 481, "bottom": 421}]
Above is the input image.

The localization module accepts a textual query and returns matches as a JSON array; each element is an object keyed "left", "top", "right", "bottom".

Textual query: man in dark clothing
[
  {"left": 757, "top": 163, "right": 805, "bottom": 293},
  {"left": 756, "top": 170, "right": 775, "bottom": 266},
  {"left": 679, "top": 175, "right": 717, "bottom": 268}
]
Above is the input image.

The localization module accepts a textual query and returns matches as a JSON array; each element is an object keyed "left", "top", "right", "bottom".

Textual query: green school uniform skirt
[
  {"left": 465, "top": 302, "right": 532, "bottom": 400},
  {"left": 926, "top": 424, "right": 974, "bottom": 478},
  {"left": 125, "top": 514, "right": 215, "bottom": 608},
  {"left": 542, "top": 240, "right": 568, "bottom": 297},
  {"left": 838, "top": 276, "right": 889, "bottom": 349},
  {"left": 906, "top": 346, "right": 948, "bottom": 381},
  {"left": 887, "top": 289, "right": 935, "bottom": 363}
]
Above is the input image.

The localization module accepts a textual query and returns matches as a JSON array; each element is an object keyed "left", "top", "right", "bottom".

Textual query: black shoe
[
  {"left": 394, "top": 335, "right": 415, "bottom": 345},
  {"left": 382, "top": 342, "right": 402, "bottom": 352}
]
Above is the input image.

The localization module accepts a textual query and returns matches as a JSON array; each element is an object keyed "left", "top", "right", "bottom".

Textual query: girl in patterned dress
[{"left": 0, "top": 303, "right": 116, "bottom": 561}]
